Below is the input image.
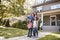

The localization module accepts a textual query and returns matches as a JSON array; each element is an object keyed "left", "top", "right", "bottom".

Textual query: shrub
[
  {"left": 12, "top": 20, "right": 28, "bottom": 30},
  {"left": 22, "top": 21, "right": 27, "bottom": 29},
  {"left": 0, "top": 19, "right": 3, "bottom": 25},
  {"left": 16, "top": 20, "right": 23, "bottom": 29},
  {"left": 38, "top": 19, "right": 41, "bottom": 30},
  {"left": 12, "top": 22, "right": 18, "bottom": 28},
  {"left": 4, "top": 19, "right": 10, "bottom": 27},
  {"left": 0, "top": 19, "right": 10, "bottom": 27}
]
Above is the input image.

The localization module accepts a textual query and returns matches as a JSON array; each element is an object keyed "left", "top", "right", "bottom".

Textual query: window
[
  {"left": 37, "top": 6, "right": 42, "bottom": 12},
  {"left": 45, "top": 0, "right": 51, "bottom": 2},
  {"left": 35, "top": 0, "right": 44, "bottom": 5},
  {"left": 44, "top": 0, "right": 51, "bottom": 2},
  {"left": 51, "top": 4, "right": 60, "bottom": 9},
  {"left": 35, "top": 0, "right": 51, "bottom": 5}
]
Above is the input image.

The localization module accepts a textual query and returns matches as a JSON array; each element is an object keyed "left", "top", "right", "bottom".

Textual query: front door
[{"left": 50, "top": 15, "right": 57, "bottom": 26}]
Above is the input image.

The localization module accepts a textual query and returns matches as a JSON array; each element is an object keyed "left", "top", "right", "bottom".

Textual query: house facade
[{"left": 32, "top": 0, "right": 60, "bottom": 32}]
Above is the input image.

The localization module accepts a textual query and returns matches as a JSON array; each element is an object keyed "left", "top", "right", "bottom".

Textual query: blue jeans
[
  {"left": 28, "top": 28, "right": 32, "bottom": 37},
  {"left": 33, "top": 27, "right": 38, "bottom": 36}
]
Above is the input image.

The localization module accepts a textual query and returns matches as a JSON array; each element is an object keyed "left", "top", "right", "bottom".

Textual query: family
[{"left": 27, "top": 11, "right": 39, "bottom": 37}]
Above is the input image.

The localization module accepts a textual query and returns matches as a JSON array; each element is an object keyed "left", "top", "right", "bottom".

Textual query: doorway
[{"left": 50, "top": 15, "right": 57, "bottom": 26}]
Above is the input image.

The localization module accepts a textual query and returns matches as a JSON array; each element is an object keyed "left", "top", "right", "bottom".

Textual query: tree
[
  {"left": 1, "top": 0, "right": 26, "bottom": 17},
  {"left": 0, "top": 2, "right": 7, "bottom": 25},
  {"left": 0, "top": 0, "right": 26, "bottom": 26},
  {"left": 0, "top": 4, "right": 7, "bottom": 20},
  {"left": 6, "top": 0, "right": 26, "bottom": 16}
]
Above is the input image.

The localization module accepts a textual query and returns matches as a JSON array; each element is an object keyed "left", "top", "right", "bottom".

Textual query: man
[
  {"left": 27, "top": 13, "right": 34, "bottom": 37},
  {"left": 27, "top": 13, "right": 34, "bottom": 21}
]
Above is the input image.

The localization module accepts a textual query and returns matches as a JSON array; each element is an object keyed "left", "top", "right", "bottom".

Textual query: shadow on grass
[{"left": 38, "top": 35, "right": 60, "bottom": 40}]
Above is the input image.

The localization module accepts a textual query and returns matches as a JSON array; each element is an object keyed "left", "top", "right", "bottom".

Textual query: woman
[
  {"left": 33, "top": 12, "right": 39, "bottom": 37},
  {"left": 33, "top": 17, "right": 38, "bottom": 37}
]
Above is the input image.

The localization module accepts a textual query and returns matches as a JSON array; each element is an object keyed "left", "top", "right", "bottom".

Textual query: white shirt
[{"left": 33, "top": 20, "right": 38, "bottom": 28}]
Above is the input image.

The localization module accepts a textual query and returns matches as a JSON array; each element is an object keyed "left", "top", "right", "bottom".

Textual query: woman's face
[
  {"left": 32, "top": 13, "right": 34, "bottom": 16},
  {"left": 35, "top": 13, "right": 37, "bottom": 15},
  {"left": 34, "top": 17, "right": 37, "bottom": 20}
]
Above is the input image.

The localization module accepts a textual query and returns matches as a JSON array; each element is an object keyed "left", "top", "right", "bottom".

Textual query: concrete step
[{"left": 42, "top": 26, "right": 60, "bottom": 32}]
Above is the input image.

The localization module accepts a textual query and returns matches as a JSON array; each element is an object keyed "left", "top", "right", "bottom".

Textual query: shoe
[{"left": 27, "top": 35, "right": 31, "bottom": 37}]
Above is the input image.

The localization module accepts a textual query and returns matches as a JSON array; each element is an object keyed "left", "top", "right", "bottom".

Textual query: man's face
[
  {"left": 29, "top": 19, "right": 31, "bottom": 21},
  {"left": 30, "top": 13, "right": 33, "bottom": 16}
]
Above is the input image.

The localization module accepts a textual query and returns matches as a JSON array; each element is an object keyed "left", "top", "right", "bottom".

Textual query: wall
[{"left": 57, "top": 14, "right": 60, "bottom": 26}]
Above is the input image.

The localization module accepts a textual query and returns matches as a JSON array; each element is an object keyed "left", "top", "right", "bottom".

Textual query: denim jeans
[
  {"left": 33, "top": 27, "right": 38, "bottom": 36},
  {"left": 28, "top": 28, "right": 32, "bottom": 37}
]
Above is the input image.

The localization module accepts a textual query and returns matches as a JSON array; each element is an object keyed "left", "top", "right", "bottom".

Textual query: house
[{"left": 32, "top": 0, "right": 60, "bottom": 32}]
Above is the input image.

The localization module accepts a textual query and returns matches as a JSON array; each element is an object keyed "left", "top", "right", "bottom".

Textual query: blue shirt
[{"left": 27, "top": 15, "right": 34, "bottom": 20}]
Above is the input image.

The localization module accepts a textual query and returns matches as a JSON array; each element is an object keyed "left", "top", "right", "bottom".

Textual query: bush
[
  {"left": 12, "top": 20, "right": 28, "bottom": 30},
  {"left": 12, "top": 20, "right": 41, "bottom": 30},
  {"left": 0, "top": 19, "right": 3, "bottom": 25},
  {"left": 12, "top": 22, "right": 18, "bottom": 28},
  {"left": 22, "top": 21, "right": 27, "bottom": 29},
  {"left": 38, "top": 19, "right": 41, "bottom": 30},
  {"left": 4, "top": 19, "right": 10, "bottom": 27},
  {"left": 0, "top": 19, "right": 10, "bottom": 27}
]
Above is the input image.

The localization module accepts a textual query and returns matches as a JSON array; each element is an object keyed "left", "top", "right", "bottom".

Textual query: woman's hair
[{"left": 33, "top": 12, "right": 37, "bottom": 17}]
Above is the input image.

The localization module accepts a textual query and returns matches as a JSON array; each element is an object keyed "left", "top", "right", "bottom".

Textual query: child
[
  {"left": 27, "top": 19, "right": 33, "bottom": 37},
  {"left": 33, "top": 17, "right": 38, "bottom": 37}
]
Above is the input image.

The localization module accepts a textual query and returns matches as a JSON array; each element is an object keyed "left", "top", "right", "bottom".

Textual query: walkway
[{"left": 4, "top": 32, "right": 51, "bottom": 40}]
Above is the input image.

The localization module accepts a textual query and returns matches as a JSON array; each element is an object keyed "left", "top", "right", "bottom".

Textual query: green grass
[
  {"left": 53, "top": 32, "right": 60, "bottom": 34},
  {"left": 0, "top": 27, "right": 27, "bottom": 38},
  {"left": 38, "top": 35, "right": 60, "bottom": 40}
]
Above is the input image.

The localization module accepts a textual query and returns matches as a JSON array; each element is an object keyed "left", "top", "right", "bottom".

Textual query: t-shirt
[
  {"left": 33, "top": 20, "right": 38, "bottom": 28},
  {"left": 27, "top": 15, "right": 34, "bottom": 20},
  {"left": 27, "top": 22, "right": 33, "bottom": 28}
]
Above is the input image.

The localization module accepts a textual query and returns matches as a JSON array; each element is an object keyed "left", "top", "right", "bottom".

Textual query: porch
[
  {"left": 42, "top": 26, "right": 59, "bottom": 32},
  {"left": 39, "top": 9, "right": 60, "bottom": 32}
]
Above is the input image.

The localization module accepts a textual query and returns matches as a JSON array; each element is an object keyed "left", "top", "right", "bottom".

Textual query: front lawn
[
  {"left": 53, "top": 32, "right": 60, "bottom": 34},
  {"left": 0, "top": 27, "right": 27, "bottom": 38},
  {"left": 38, "top": 35, "right": 60, "bottom": 40}
]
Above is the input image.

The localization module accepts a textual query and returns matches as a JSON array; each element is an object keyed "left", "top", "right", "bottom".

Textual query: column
[
  {"left": 50, "top": 16, "right": 51, "bottom": 26},
  {"left": 40, "top": 13, "right": 43, "bottom": 27}
]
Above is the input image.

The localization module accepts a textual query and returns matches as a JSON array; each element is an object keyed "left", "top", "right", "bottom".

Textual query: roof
[
  {"left": 32, "top": 0, "right": 60, "bottom": 8},
  {"left": 38, "top": 8, "right": 60, "bottom": 14}
]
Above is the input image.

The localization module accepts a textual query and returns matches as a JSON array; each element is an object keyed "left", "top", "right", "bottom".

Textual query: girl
[
  {"left": 33, "top": 17, "right": 38, "bottom": 37},
  {"left": 27, "top": 19, "right": 33, "bottom": 37}
]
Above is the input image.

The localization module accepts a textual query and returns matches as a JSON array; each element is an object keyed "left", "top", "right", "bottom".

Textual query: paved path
[{"left": 4, "top": 32, "right": 51, "bottom": 40}]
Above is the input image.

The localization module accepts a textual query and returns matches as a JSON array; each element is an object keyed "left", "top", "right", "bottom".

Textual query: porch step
[{"left": 42, "top": 26, "right": 60, "bottom": 32}]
